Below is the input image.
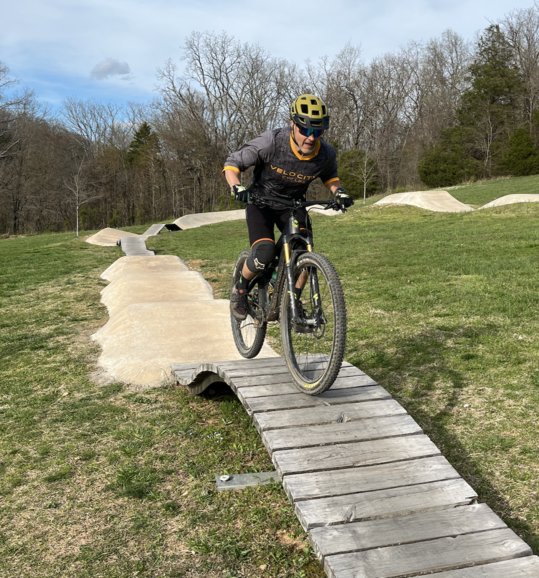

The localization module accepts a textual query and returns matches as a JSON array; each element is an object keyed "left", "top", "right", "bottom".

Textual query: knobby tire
[
  {"left": 280, "top": 252, "right": 346, "bottom": 395},
  {"left": 230, "top": 250, "right": 267, "bottom": 358}
]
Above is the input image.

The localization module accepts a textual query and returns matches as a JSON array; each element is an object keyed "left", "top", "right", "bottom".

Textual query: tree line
[{"left": 2, "top": 6, "right": 539, "bottom": 235}]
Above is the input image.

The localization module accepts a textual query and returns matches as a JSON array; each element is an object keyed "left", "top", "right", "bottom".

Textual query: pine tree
[
  {"left": 418, "top": 24, "right": 527, "bottom": 185},
  {"left": 126, "top": 122, "right": 160, "bottom": 166},
  {"left": 126, "top": 122, "right": 163, "bottom": 221},
  {"left": 457, "top": 25, "right": 524, "bottom": 176},
  {"left": 500, "top": 128, "right": 539, "bottom": 175}
]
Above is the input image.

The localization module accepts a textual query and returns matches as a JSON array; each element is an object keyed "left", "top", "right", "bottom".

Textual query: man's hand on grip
[
  {"left": 335, "top": 188, "right": 353, "bottom": 208},
  {"left": 231, "top": 185, "right": 250, "bottom": 203}
]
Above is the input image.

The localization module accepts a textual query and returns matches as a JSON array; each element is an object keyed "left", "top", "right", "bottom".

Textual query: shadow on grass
[{"left": 348, "top": 324, "right": 539, "bottom": 555}]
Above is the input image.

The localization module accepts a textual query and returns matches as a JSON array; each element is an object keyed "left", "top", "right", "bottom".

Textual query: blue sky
[{"left": 1, "top": 0, "right": 536, "bottom": 112}]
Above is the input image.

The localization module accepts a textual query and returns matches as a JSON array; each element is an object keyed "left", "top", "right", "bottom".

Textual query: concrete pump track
[{"left": 87, "top": 198, "right": 539, "bottom": 577}]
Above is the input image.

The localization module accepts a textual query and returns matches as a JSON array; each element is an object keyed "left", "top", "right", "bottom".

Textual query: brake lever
[{"left": 328, "top": 200, "right": 346, "bottom": 212}]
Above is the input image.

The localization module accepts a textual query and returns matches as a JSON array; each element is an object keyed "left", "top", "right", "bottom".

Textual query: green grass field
[{"left": 1, "top": 176, "right": 538, "bottom": 576}]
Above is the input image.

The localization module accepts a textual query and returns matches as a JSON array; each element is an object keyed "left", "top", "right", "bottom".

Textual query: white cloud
[{"left": 91, "top": 58, "right": 131, "bottom": 80}]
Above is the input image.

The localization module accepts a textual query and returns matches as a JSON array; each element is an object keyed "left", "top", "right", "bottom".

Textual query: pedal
[{"left": 293, "top": 318, "right": 316, "bottom": 334}]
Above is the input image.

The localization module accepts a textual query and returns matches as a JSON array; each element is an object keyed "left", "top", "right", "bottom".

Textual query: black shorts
[{"left": 246, "top": 203, "right": 310, "bottom": 246}]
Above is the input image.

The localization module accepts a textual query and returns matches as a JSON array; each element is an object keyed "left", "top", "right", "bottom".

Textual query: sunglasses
[{"left": 295, "top": 124, "right": 324, "bottom": 138}]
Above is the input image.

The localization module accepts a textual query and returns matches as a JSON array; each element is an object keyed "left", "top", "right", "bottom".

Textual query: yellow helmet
[{"left": 290, "top": 94, "right": 330, "bottom": 130}]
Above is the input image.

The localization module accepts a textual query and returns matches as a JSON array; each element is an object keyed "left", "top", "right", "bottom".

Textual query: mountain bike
[{"left": 230, "top": 197, "right": 348, "bottom": 395}]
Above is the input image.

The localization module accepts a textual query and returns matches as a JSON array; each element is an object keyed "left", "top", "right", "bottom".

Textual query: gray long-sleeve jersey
[{"left": 223, "top": 127, "right": 339, "bottom": 203}]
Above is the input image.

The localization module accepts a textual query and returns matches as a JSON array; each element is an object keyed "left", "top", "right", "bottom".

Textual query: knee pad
[{"left": 246, "top": 240, "right": 275, "bottom": 273}]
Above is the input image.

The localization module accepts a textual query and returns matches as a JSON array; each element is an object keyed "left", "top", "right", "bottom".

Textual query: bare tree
[
  {"left": 60, "top": 99, "right": 141, "bottom": 228},
  {"left": 0, "top": 99, "right": 40, "bottom": 234},
  {"left": 502, "top": 6, "right": 539, "bottom": 133},
  {"left": 160, "top": 32, "right": 298, "bottom": 151},
  {"left": 418, "top": 30, "right": 472, "bottom": 146},
  {"left": 61, "top": 99, "right": 133, "bottom": 153},
  {"left": 64, "top": 154, "right": 102, "bottom": 236},
  {"left": 308, "top": 45, "right": 368, "bottom": 150},
  {"left": 0, "top": 63, "right": 33, "bottom": 161},
  {"left": 156, "top": 32, "right": 302, "bottom": 214},
  {"left": 355, "top": 52, "right": 418, "bottom": 190}
]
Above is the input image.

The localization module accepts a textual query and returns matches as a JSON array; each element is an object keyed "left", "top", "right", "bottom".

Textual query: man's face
[{"left": 292, "top": 123, "right": 321, "bottom": 153}]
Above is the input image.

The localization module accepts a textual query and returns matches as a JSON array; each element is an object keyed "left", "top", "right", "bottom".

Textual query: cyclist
[{"left": 223, "top": 93, "right": 353, "bottom": 320}]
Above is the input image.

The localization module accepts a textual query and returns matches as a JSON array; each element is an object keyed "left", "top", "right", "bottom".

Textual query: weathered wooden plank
[
  {"left": 255, "top": 399, "right": 406, "bottom": 431},
  {"left": 229, "top": 364, "right": 362, "bottom": 385},
  {"left": 321, "top": 384, "right": 391, "bottom": 401},
  {"left": 171, "top": 362, "right": 200, "bottom": 373},
  {"left": 272, "top": 434, "right": 439, "bottom": 476},
  {"left": 172, "top": 356, "right": 285, "bottom": 373},
  {"left": 234, "top": 373, "right": 378, "bottom": 393},
  {"left": 236, "top": 382, "right": 299, "bottom": 398},
  {"left": 321, "top": 374, "right": 378, "bottom": 389},
  {"left": 173, "top": 367, "right": 199, "bottom": 383},
  {"left": 223, "top": 359, "right": 354, "bottom": 377},
  {"left": 173, "top": 364, "right": 231, "bottom": 388},
  {"left": 310, "top": 503, "right": 505, "bottom": 559},
  {"left": 230, "top": 374, "right": 298, "bottom": 387},
  {"left": 218, "top": 356, "right": 286, "bottom": 368},
  {"left": 284, "top": 455, "right": 459, "bottom": 501},
  {"left": 239, "top": 391, "right": 311, "bottom": 413},
  {"left": 223, "top": 365, "right": 296, "bottom": 378},
  {"left": 262, "top": 414, "right": 422, "bottom": 452},
  {"left": 420, "top": 556, "right": 539, "bottom": 577},
  {"left": 243, "top": 386, "right": 391, "bottom": 414},
  {"left": 209, "top": 356, "right": 286, "bottom": 368},
  {"left": 295, "top": 478, "right": 478, "bottom": 530},
  {"left": 172, "top": 358, "right": 377, "bottom": 388},
  {"left": 215, "top": 470, "right": 280, "bottom": 491},
  {"left": 324, "top": 528, "right": 532, "bottom": 578}
]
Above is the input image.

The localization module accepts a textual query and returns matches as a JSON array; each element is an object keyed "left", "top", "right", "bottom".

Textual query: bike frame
[{"left": 246, "top": 199, "right": 337, "bottom": 324}]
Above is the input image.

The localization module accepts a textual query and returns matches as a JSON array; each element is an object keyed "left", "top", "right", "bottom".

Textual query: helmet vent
[{"left": 290, "top": 94, "right": 330, "bottom": 129}]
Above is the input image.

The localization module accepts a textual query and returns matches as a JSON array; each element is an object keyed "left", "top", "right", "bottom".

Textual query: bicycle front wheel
[
  {"left": 230, "top": 250, "right": 267, "bottom": 358},
  {"left": 280, "top": 252, "right": 346, "bottom": 395}
]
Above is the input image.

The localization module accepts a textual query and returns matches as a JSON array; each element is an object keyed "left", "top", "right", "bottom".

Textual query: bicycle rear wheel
[
  {"left": 230, "top": 250, "right": 267, "bottom": 358},
  {"left": 280, "top": 252, "right": 346, "bottom": 395}
]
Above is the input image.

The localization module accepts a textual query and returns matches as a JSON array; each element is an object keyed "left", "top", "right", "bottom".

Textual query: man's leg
[{"left": 231, "top": 205, "right": 277, "bottom": 320}]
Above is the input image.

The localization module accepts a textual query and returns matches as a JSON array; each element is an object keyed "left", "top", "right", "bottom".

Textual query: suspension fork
[
  {"left": 282, "top": 240, "right": 299, "bottom": 320},
  {"left": 309, "top": 264, "right": 322, "bottom": 314},
  {"left": 302, "top": 237, "right": 323, "bottom": 315},
  {"left": 283, "top": 237, "right": 313, "bottom": 320}
]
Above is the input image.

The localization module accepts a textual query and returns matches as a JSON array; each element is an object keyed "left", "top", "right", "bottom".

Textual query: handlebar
[
  {"left": 250, "top": 195, "right": 346, "bottom": 212},
  {"left": 304, "top": 199, "right": 343, "bottom": 211}
]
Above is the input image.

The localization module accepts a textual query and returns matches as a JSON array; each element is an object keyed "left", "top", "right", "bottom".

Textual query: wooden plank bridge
[{"left": 173, "top": 356, "right": 538, "bottom": 578}]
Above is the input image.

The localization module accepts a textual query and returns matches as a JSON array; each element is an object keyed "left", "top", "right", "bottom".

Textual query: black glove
[
  {"left": 335, "top": 188, "right": 353, "bottom": 208},
  {"left": 231, "top": 185, "right": 250, "bottom": 203}
]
